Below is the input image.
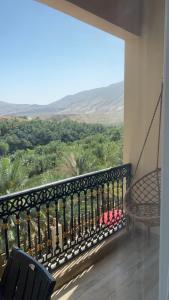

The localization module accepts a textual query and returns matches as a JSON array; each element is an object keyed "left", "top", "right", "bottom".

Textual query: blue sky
[{"left": 0, "top": 0, "right": 124, "bottom": 105}]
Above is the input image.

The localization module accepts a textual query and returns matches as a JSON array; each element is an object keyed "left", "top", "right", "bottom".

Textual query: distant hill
[{"left": 0, "top": 82, "right": 124, "bottom": 124}]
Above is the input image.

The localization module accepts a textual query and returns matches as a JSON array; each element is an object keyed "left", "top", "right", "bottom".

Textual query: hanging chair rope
[
  {"left": 133, "top": 82, "right": 163, "bottom": 180},
  {"left": 156, "top": 83, "right": 163, "bottom": 169},
  {"left": 124, "top": 83, "right": 163, "bottom": 228}
]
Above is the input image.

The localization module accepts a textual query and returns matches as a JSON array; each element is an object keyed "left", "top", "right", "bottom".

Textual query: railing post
[
  {"left": 51, "top": 222, "right": 63, "bottom": 253},
  {"left": 0, "top": 253, "right": 5, "bottom": 279}
]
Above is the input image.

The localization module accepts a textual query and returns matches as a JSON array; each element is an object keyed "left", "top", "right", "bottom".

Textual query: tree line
[{"left": 0, "top": 118, "right": 123, "bottom": 195}]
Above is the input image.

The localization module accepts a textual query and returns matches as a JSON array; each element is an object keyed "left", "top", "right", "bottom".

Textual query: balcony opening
[{"left": 0, "top": 0, "right": 124, "bottom": 195}]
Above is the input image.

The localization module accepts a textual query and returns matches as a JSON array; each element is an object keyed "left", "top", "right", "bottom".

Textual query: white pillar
[{"left": 159, "top": 1, "right": 169, "bottom": 299}]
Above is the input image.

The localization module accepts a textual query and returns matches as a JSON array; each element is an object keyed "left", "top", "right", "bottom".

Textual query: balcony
[
  {"left": 0, "top": 163, "right": 160, "bottom": 299},
  {"left": 0, "top": 158, "right": 162, "bottom": 300},
  {"left": 0, "top": 165, "right": 133, "bottom": 287}
]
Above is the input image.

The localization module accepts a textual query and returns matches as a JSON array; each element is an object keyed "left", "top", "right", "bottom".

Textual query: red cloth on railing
[{"left": 99, "top": 209, "right": 123, "bottom": 225}]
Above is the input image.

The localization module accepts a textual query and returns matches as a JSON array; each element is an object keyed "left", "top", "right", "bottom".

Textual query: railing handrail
[{"left": 0, "top": 163, "right": 131, "bottom": 201}]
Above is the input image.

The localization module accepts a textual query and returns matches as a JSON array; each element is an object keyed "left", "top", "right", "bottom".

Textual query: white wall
[{"left": 124, "top": 0, "right": 164, "bottom": 179}]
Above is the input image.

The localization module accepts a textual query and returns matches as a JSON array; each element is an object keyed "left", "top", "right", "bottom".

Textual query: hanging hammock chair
[{"left": 124, "top": 84, "right": 163, "bottom": 231}]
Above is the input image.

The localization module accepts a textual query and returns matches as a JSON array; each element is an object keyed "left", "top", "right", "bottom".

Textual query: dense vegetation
[{"left": 0, "top": 118, "right": 123, "bottom": 196}]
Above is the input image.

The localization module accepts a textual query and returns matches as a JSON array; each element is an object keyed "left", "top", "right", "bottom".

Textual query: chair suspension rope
[
  {"left": 156, "top": 82, "right": 163, "bottom": 169},
  {"left": 133, "top": 82, "right": 163, "bottom": 180}
]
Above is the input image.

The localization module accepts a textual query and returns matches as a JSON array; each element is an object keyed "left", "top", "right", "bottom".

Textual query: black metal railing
[{"left": 0, "top": 164, "right": 131, "bottom": 271}]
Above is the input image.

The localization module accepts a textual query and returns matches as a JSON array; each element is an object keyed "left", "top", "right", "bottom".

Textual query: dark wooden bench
[{"left": 0, "top": 247, "right": 56, "bottom": 300}]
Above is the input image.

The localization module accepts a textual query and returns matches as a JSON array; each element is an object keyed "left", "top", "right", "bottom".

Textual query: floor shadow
[{"left": 52, "top": 230, "right": 159, "bottom": 300}]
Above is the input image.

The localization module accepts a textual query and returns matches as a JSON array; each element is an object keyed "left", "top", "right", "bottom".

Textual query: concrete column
[
  {"left": 124, "top": 0, "right": 164, "bottom": 179},
  {"left": 159, "top": 1, "right": 169, "bottom": 299}
]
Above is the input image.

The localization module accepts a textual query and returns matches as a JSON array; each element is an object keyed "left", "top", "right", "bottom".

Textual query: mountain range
[{"left": 0, "top": 81, "right": 124, "bottom": 124}]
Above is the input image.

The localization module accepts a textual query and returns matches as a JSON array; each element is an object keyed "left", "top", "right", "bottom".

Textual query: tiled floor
[{"left": 52, "top": 230, "right": 159, "bottom": 300}]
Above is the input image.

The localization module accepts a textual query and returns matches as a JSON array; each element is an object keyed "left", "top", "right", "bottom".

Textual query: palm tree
[
  {"left": 64, "top": 152, "right": 89, "bottom": 176},
  {"left": 0, "top": 157, "right": 27, "bottom": 195}
]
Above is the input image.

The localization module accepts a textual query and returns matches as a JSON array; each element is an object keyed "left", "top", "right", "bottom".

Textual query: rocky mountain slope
[{"left": 0, "top": 81, "right": 124, "bottom": 124}]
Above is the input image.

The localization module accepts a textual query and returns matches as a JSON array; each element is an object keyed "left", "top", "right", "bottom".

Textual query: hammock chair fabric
[
  {"left": 124, "top": 84, "right": 163, "bottom": 230},
  {"left": 125, "top": 168, "right": 161, "bottom": 227}
]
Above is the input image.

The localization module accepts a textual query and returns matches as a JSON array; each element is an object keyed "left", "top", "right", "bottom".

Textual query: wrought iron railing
[{"left": 0, "top": 164, "right": 131, "bottom": 271}]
